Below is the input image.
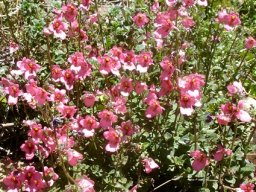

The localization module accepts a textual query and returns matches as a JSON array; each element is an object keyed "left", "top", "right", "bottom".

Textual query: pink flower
[
  {"left": 217, "top": 114, "right": 231, "bottom": 125},
  {"left": 135, "top": 81, "right": 148, "bottom": 94},
  {"left": 9, "top": 41, "right": 19, "bottom": 54},
  {"left": 145, "top": 100, "right": 164, "bottom": 118},
  {"left": 76, "top": 175, "right": 95, "bottom": 192},
  {"left": 245, "top": 36, "right": 256, "bottom": 49},
  {"left": 67, "top": 149, "right": 83, "bottom": 166},
  {"left": 142, "top": 158, "right": 159, "bottom": 173},
  {"left": 3, "top": 82, "right": 21, "bottom": 105},
  {"left": 43, "top": 167, "right": 59, "bottom": 187},
  {"left": 103, "top": 127, "right": 121, "bottom": 152},
  {"left": 50, "top": 89, "right": 68, "bottom": 104},
  {"left": 190, "top": 150, "right": 209, "bottom": 171},
  {"left": 79, "top": 115, "right": 99, "bottom": 137},
  {"left": 17, "top": 57, "right": 41, "bottom": 80},
  {"left": 160, "top": 57, "right": 175, "bottom": 73},
  {"left": 48, "top": 17, "right": 68, "bottom": 40},
  {"left": 51, "top": 65, "right": 62, "bottom": 81},
  {"left": 62, "top": 3, "right": 77, "bottom": 22},
  {"left": 82, "top": 92, "right": 96, "bottom": 107},
  {"left": 133, "top": 13, "right": 149, "bottom": 28},
  {"left": 21, "top": 166, "right": 45, "bottom": 192},
  {"left": 197, "top": 0, "right": 208, "bottom": 6},
  {"left": 136, "top": 52, "right": 153, "bottom": 73},
  {"left": 235, "top": 100, "right": 252, "bottom": 122},
  {"left": 98, "top": 55, "right": 120, "bottom": 75},
  {"left": 80, "top": 0, "right": 91, "bottom": 11},
  {"left": 121, "top": 120, "right": 135, "bottom": 136},
  {"left": 28, "top": 123, "right": 44, "bottom": 143},
  {"left": 183, "top": 0, "right": 195, "bottom": 7},
  {"left": 98, "top": 110, "right": 118, "bottom": 128},
  {"left": 217, "top": 10, "right": 241, "bottom": 31},
  {"left": 122, "top": 50, "right": 136, "bottom": 71},
  {"left": 20, "top": 140, "right": 37, "bottom": 160},
  {"left": 57, "top": 104, "right": 77, "bottom": 118},
  {"left": 61, "top": 69, "right": 76, "bottom": 90},
  {"left": 179, "top": 92, "right": 197, "bottom": 116},
  {"left": 111, "top": 96, "right": 127, "bottom": 114},
  {"left": 213, "top": 145, "right": 232, "bottom": 161},
  {"left": 34, "top": 87, "right": 50, "bottom": 105},
  {"left": 3, "top": 171, "right": 24, "bottom": 191},
  {"left": 178, "top": 74, "right": 205, "bottom": 91},
  {"left": 181, "top": 17, "right": 195, "bottom": 30},
  {"left": 119, "top": 77, "right": 133, "bottom": 96},
  {"left": 227, "top": 81, "right": 245, "bottom": 96},
  {"left": 239, "top": 183, "right": 255, "bottom": 192}
]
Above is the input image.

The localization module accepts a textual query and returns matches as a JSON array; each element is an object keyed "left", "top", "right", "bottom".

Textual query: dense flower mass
[{"left": 1, "top": 0, "right": 256, "bottom": 191}]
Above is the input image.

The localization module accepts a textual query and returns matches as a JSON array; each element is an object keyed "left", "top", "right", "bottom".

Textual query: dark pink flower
[
  {"left": 227, "top": 81, "right": 245, "bottom": 96},
  {"left": 190, "top": 150, "right": 209, "bottom": 172},
  {"left": 9, "top": 41, "right": 19, "bottom": 54},
  {"left": 183, "top": 0, "right": 195, "bottom": 7},
  {"left": 79, "top": 115, "right": 99, "bottom": 137},
  {"left": 121, "top": 120, "right": 135, "bottom": 136},
  {"left": 142, "top": 158, "right": 159, "bottom": 174},
  {"left": 61, "top": 69, "right": 76, "bottom": 90},
  {"left": 28, "top": 123, "right": 44, "bottom": 143},
  {"left": 135, "top": 81, "right": 148, "bottom": 95},
  {"left": 62, "top": 3, "right": 77, "bottom": 22},
  {"left": 133, "top": 13, "right": 149, "bottom": 28},
  {"left": 3, "top": 171, "right": 24, "bottom": 191},
  {"left": 43, "top": 166, "right": 59, "bottom": 187},
  {"left": 20, "top": 140, "right": 37, "bottom": 160},
  {"left": 136, "top": 52, "right": 153, "bottom": 73},
  {"left": 239, "top": 183, "right": 255, "bottom": 192},
  {"left": 51, "top": 65, "right": 62, "bottom": 81},
  {"left": 213, "top": 145, "right": 232, "bottom": 161},
  {"left": 122, "top": 50, "right": 136, "bottom": 71},
  {"left": 182, "top": 17, "right": 195, "bottom": 30},
  {"left": 50, "top": 89, "right": 68, "bottom": 104}
]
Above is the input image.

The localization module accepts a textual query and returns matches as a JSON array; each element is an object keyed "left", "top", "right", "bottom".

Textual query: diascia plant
[{"left": 1, "top": 0, "right": 256, "bottom": 191}]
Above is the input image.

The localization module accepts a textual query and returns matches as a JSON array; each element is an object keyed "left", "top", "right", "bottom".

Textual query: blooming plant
[{"left": 1, "top": 0, "right": 256, "bottom": 191}]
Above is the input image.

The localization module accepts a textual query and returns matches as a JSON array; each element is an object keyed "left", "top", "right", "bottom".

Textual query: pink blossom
[
  {"left": 9, "top": 41, "right": 19, "bottom": 54},
  {"left": 133, "top": 13, "right": 149, "bottom": 28},
  {"left": 151, "top": 0, "right": 159, "bottom": 13},
  {"left": 213, "top": 145, "right": 232, "bottom": 161},
  {"left": 82, "top": 92, "right": 96, "bottom": 107},
  {"left": 178, "top": 74, "right": 205, "bottom": 91},
  {"left": 34, "top": 87, "right": 50, "bottom": 105},
  {"left": 183, "top": 0, "right": 195, "bottom": 7},
  {"left": 57, "top": 104, "right": 77, "bottom": 118},
  {"left": 103, "top": 127, "right": 121, "bottom": 152},
  {"left": 98, "top": 110, "right": 118, "bottom": 128},
  {"left": 135, "top": 81, "right": 148, "bottom": 94},
  {"left": 142, "top": 158, "right": 159, "bottom": 174},
  {"left": 61, "top": 69, "right": 76, "bottom": 90},
  {"left": 159, "top": 78, "right": 173, "bottom": 97},
  {"left": 3, "top": 171, "right": 24, "bottom": 191},
  {"left": 190, "top": 150, "right": 209, "bottom": 171},
  {"left": 121, "top": 120, "right": 135, "bottom": 136},
  {"left": 76, "top": 175, "right": 95, "bottom": 192},
  {"left": 122, "top": 50, "right": 136, "bottom": 71},
  {"left": 43, "top": 167, "right": 59, "bottom": 187},
  {"left": 50, "top": 89, "right": 68, "bottom": 103},
  {"left": 98, "top": 55, "right": 120, "bottom": 75},
  {"left": 28, "top": 123, "right": 44, "bottom": 143},
  {"left": 62, "top": 3, "right": 77, "bottom": 22},
  {"left": 217, "top": 10, "right": 241, "bottom": 31},
  {"left": 197, "top": 0, "right": 208, "bottom": 6},
  {"left": 111, "top": 96, "right": 127, "bottom": 114},
  {"left": 20, "top": 140, "right": 37, "bottom": 160},
  {"left": 245, "top": 36, "right": 256, "bottom": 49},
  {"left": 136, "top": 52, "right": 153, "bottom": 73},
  {"left": 48, "top": 17, "right": 68, "bottom": 40},
  {"left": 235, "top": 100, "right": 252, "bottom": 122},
  {"left": 21, "top": 166, "right": 45, "bottom": 192},
  {"left": 79, "top": 115, "right": 99, "bottom": 137},
  {"left": 182, "top": 17, "right": 195, "bottom": 30},
  {"left": 144, "top": 91, "right": 158, "bottom": 105},
  {"left": 5, "top": 83, "right": 21, "bottom": 105},
  {"left": 227, "top": 81, "right": 245, "bottom": 96},
  {"left": 17, "top": 57, "right": 41, "bottom": 80},
  {"left": 239, "top": 183, "right": 255, "bottom": 192},
  {"left": 145, "top": 100, "right": 164, "bottom": 118},
  {"left": 160, "top": 57, "right": 175, "bottom": 73},
  {"left": 67, "top": 149, "right": 83, "bottom": 166},
  {"left": 179, "top": 92, "right": 197, "bottom": 116},
  {"left": 217, "top": 114, "right": 231, "bottom": 125},
  {"left": 119, "top": 77, "right": 133, "bottom": 96},
  {"left": 51, "top": 65, "right": 62, "bottom": 81},
  {"left": 80, "top": 0, "right": 91, "bottom": 11}
]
